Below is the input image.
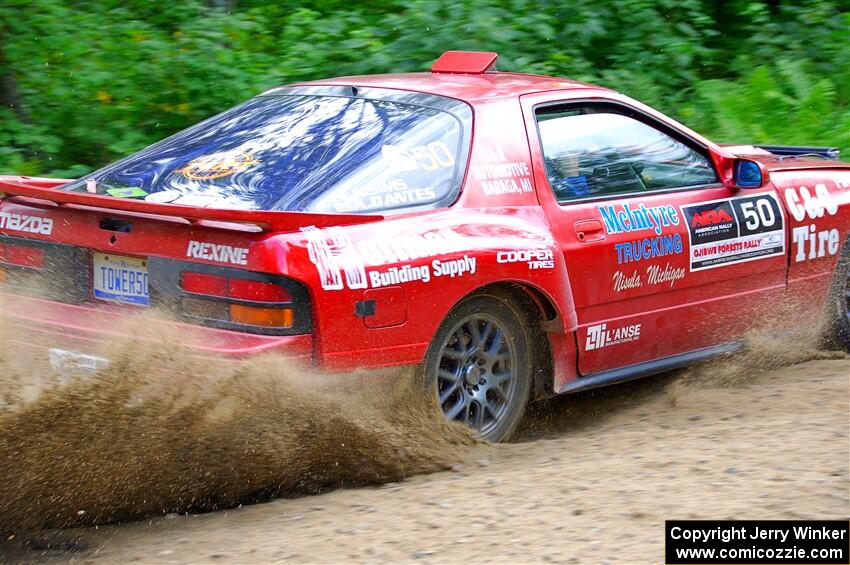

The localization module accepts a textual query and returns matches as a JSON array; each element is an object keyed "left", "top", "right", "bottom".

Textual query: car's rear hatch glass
[{"left": 60, "top": 86, "right": 472, "bottom": 215}]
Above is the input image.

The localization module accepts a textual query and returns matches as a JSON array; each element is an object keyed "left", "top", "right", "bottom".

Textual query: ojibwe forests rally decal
[{"left": 680, "top": 193, "right": 785, "bottom": 271}]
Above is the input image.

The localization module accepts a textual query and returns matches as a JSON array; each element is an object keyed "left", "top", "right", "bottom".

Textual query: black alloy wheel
[{"left": 424, "top": 294, "right": 533, "bottom": 442}]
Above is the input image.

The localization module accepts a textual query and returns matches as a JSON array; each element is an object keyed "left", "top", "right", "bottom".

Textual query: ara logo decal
[
  {"left": 585, "top": 322, "right": 642, "bottom": 351},
  {"left": 0, "top": 212, "right": 54, "bottom": 235},
  {"left": 690, "top": 208, "right": 734, "bottom": 228}
]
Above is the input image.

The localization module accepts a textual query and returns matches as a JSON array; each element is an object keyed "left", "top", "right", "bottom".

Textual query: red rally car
[{"left": 2, "top": 51, "right": 849, "bottom": 441}]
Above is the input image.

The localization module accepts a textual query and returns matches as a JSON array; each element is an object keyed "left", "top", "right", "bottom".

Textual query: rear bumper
[{"left": 2, "top": 293, "right": 314, "bottom": 362}]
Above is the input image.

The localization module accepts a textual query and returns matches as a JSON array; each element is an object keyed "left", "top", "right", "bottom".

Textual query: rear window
[{"left": 62, "top": 87, "right": 472, "bottom": 214}]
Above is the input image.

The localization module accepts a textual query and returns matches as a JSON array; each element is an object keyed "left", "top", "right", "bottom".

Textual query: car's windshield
[{"left": 61, "top": 89, "right": 470, "bottom": 214}]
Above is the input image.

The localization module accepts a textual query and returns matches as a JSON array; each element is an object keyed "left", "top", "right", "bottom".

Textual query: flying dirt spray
[{"left": 0, "top": 310, "right": 480, "bottom": 533}]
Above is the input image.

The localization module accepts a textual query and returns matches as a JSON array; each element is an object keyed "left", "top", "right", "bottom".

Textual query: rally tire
[
  {"left": 423, "top": 293, "right": 534, "bottom": 443},
  {"left": 830, "top": 245, "right": 850, "bottom": 351}
]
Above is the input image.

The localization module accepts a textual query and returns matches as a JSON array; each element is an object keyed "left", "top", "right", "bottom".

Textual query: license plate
[
  {"left": 49, "top": 348, "right": 110, "bottom": 375},
  {"left": 92, "top": 253, "right": 150, "bottom": 306}
]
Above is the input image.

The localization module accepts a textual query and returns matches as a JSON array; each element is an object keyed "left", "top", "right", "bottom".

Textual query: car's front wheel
[
  {"left": 423, "top": 293, "right": 533, "bottom": 442},
  {"left": 830, "top": 247, "right": 850, "bottom": 351}
]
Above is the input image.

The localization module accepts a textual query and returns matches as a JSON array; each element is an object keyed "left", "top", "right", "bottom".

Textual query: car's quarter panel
[
  {"left": 285, "top": 206, "right": 577, "bottom": 373},
  {"left": 519, "top": 92, "right": 789, "bottom": 377},
  {"left": 773, "top": 168, "right": 850, "bottom": 325}
]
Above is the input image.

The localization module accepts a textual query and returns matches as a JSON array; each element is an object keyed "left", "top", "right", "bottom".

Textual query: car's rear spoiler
[
  {"left": 0, "top": 176, "right": 383, "bottom": 232},
  {"left": 754, "top": 145, "right": 840, "bottom": 161}
]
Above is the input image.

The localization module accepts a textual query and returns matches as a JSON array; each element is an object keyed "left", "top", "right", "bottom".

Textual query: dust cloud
[
  {"left": 671, "top": 328, "right": 847, "bottom": 390},
  {"left": 0, "top": 312, "right": 479, "bottom": 534},
  {"left": 1, "top": 290, "right": 846, "bottom": 540}
]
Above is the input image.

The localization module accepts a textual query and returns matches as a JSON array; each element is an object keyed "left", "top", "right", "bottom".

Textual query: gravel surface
[{"left": 5, "top": 356, "right": 846, "bottom": 564}]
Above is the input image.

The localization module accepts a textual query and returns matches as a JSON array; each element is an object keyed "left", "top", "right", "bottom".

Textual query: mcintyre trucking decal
[
  {"left": 681, "top": 194, "right": 784, "bottom": 271},
  {"left": 302, "top": 226, "right": 476, "bottom": 291},
  {"left": 615, "top": 233, "right": 683, "bottom": 264},
  {"left": 612, "top": 262, "right": 687, "bottom": 292},
  {"left": 598, "top": 203, "right": 680, "bottom": 236},
  {"left": 783, "top": 184, "right": 841, "bottom": 263}
]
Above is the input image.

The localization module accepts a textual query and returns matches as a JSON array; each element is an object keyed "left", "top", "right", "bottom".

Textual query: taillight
[
  {"left": 181, "top": 271, "right": 228, "bottom": 296},
  {"left": 0, "top": 238, "right": 88, "bottom": 304},
  {"left": 179, "top": 270, "right": 295, "bottom": 330},
  {"left": 229, "top": 279, "right": 291, "bottom": 302},
  {"left": 0, "top": 242, "right": 45, "bottom": 268}
]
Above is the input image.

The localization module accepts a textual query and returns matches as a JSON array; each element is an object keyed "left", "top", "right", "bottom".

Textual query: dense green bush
[{"left": 1, "top": 0, "right": 848, "bottom": 176}]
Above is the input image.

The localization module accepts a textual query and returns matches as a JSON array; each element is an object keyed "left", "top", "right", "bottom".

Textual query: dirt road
[{"left": 5, "top": 354, "right": 847, "bottom": 564}]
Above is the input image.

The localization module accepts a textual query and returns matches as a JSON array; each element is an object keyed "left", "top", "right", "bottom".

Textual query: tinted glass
[
  {"left": 62, "top": 94, "right": 466, "bottom": 214},
  {"left": 537, "top": 110, "right": 717, "bottom": 202}
]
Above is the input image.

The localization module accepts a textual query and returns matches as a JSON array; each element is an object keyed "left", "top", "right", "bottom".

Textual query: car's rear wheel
[{"left": 423, "top": 294, "right": 533, "bottom": 442}]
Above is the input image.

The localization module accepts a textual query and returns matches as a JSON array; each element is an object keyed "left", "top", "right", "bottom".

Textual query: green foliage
[
  {"left": 2, "top": 0, "right": 848, "bottom": 176},
  {"left": 683, "top": 60, "right": 850, "bottom": 154}
]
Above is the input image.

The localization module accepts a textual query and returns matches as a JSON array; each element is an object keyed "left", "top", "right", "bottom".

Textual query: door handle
[{"left": 574, "top": 219, "right": 606, "bottom": 242}]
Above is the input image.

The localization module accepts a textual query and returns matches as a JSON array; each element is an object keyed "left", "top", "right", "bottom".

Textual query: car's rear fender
[{"left": 286, "top": 206, "right": 578, "bottom": 378}]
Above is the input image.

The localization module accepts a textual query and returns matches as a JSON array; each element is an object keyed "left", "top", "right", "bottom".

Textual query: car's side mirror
[
  {"left": 709, "top": 148, "right": 771, "bottom": 190},
  {"left": 733, "top": 159, "right": 768, "bottom": 188}
]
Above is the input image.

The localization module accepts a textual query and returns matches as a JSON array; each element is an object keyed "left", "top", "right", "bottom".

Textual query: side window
[{"left": 536, "top": 107, "right": 718, "bottom": 202}]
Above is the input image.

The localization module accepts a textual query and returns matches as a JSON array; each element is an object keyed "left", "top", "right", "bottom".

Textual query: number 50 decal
[
  {"left": 738, "top": 198, "right": 777, "bottom": 231},
  {"left": 731, "top": 194, "right": 782, "bottom": 237},
  {"left": 382, "top": 142, "right": 456, "bottom": 172}
]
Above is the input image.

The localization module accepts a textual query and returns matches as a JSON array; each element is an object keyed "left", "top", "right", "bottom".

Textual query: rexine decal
[
  {"left": 0, "top": 212, "right": 54, "bottom": 235},
  {"left": 681, "top": 193, "right": 784, "bottom": 271},
  {"left": 186, "top": 240, "right": 249, "bottom": 266}
]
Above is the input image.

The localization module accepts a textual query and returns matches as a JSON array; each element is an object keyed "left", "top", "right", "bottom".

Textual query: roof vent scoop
[{"left": 431, "top": 51, "right": 498, "bottom": 74}]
